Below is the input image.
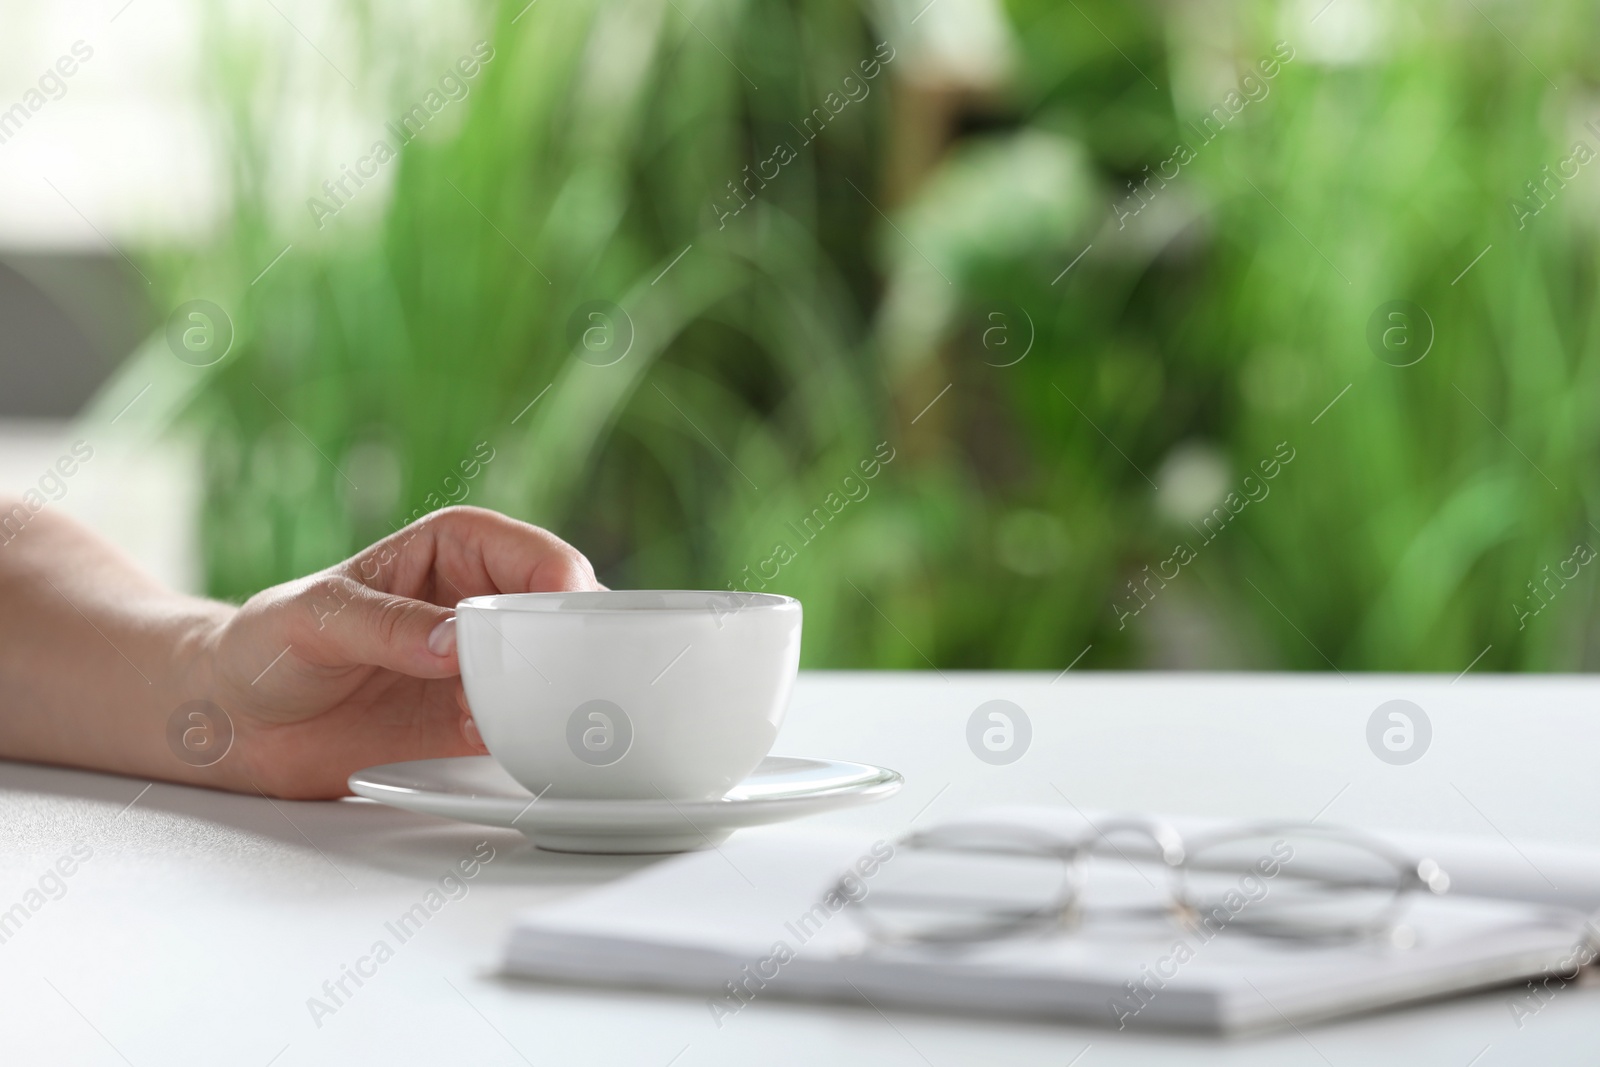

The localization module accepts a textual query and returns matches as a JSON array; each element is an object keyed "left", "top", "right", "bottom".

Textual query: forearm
[
  {"left": 0, "top": 502, "right": 592, "bottom": 798},
  {"left": 0, "top": 500, "right": 234, "bottom": 788}
]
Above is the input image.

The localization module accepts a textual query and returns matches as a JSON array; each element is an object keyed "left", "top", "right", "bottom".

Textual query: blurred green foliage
[{"left": 144, "top": 0, "right": 1600, "bottom": 670}]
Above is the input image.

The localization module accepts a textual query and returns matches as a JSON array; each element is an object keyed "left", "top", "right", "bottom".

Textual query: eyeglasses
[{"left": 834, "top": 816, "right": 1451, "bottom": 949}]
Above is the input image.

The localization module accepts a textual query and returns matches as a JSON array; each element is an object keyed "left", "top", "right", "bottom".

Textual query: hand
[{"left": 203, "top": 507, "right": 602, "bottom": 798}]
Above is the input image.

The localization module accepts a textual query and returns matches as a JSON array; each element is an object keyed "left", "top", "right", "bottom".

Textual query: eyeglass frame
[{"left": 831, "top": 815, "right": 1452, "bottom": 949}]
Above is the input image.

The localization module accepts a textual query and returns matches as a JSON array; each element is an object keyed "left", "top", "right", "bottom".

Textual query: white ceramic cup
[{"left": 455, "top": 590, "right": 802, "bottom": 800}]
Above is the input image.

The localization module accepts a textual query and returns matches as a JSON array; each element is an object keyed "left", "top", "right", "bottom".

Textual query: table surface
[{"left": 2, "top": 671, "right": 1598, "bottom": 1066}]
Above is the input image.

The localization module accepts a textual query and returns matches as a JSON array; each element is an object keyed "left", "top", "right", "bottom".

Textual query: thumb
[{"left": 304, "top": 578, "right": 459, "bottom": 678}]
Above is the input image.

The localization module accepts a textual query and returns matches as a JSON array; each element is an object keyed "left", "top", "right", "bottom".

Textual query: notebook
[{"left": 500, "top": 808, "right": 1600, "bottom": 1033}]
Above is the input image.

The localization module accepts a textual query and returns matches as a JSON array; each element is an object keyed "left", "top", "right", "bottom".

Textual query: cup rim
[{"left": 456, "top": 590, "right": 800, "bottom": 615}]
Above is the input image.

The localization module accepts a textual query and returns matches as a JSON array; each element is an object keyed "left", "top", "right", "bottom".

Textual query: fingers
[
  {"left": 343, "top": 506, "right": 601, "bottom": 603},
  {"left": 447, "top": 506, "right": 601, "bottom": 594},
  {"left": 461, "top": 710, "right": 487, "bottom": 753},
  {"left": 295, "top": 576, "right": 461, "bottom": 679},
  {"left": 234, "top": 679, "right": 484, "bottom": 799},
  {"left": 302, "top": 506, "right": 597, "bottom": 681}
]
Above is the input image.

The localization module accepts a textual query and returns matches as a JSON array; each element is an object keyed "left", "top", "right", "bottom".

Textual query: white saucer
[{"left": 348, "top": 755, "right": 903, "bottom": 854}]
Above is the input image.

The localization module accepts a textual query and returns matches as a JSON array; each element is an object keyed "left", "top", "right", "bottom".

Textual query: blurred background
[{"left": 2, "top": 0, "right": 1596, "bottom": 672}]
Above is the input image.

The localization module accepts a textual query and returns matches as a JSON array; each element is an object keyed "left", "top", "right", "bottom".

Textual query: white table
[{"left": 2, "top": 672, "right": 1597, "bottom": 1066}]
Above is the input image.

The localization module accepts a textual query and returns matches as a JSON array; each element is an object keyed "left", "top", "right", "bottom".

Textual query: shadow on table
[{"left": 0, "top": 758, "right": 656, "bottom": 889}]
